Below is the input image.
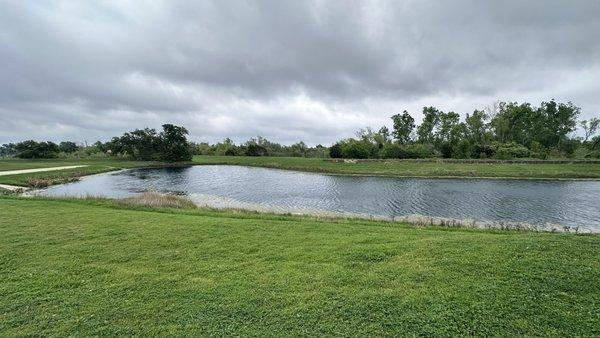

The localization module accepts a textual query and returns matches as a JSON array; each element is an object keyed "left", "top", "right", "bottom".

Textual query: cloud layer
[{"left": 1, "top": 0, "right": 599, "bottom": 144}]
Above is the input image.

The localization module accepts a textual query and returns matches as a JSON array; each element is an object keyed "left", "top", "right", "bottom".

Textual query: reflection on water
[{"left": 32, "top": 165, "right": 600, "bottom": 231}]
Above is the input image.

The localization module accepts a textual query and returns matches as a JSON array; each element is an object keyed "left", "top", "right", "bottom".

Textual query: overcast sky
[{"left": 1, "top": 0, "right": 599, "bottom": 145}]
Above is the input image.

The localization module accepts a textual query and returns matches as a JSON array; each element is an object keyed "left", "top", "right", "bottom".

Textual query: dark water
[{"left": 33, "top": 165, "right": 600, "bottom": 231}]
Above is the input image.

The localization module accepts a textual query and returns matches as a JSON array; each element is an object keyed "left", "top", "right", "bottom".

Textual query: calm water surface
[{"left": 34, "top": 165, "right": 600, "bottom": 231}]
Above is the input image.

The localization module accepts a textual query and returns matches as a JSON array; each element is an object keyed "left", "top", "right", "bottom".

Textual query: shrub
[
  {"left": 452, "top": 139, "right": 471, "bottom": 159},
  {"left": 493, "top": 142, "right": 530, "bottom": 159},
  {"left": 471, "top": 144, "right": 495, "bottom": 159},
  {"left": 438, "top": 142, "right": 454, "bottom": 158},
  {"left": 380, "top": 142, "right": 405, "bottom": 159},
  {"left": 529, "top": 141, "right": 547, "bottom": 159},
  {"left": 224, "top": 147, "right": 238, "bottom": 156},
  {"left": 403, "top": 143, "right": 435, "bottom": 159},
  {"left": 587, "top": 150, "right": 600, "bottom": 159},
  {"left": 557, "top": 139, "right": 581, "bottom": 157},
  {"left": 244, "top": 143, "right": 268, "bottom": 156},
  {"left": 329, "top": 142, "right": 343, "bottom": 158},
  {"left": 341, "top": 139, "right": 371, "bottom": 159}
]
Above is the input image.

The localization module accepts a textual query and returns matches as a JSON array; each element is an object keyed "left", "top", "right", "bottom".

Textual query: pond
[{"left": 32, "top": 165, "right": 600, "bottom": 232}]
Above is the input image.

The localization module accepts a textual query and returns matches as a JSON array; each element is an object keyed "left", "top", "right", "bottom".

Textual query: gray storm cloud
[{"left": 1, "top": 0, "right": 599, "bottom": 144}]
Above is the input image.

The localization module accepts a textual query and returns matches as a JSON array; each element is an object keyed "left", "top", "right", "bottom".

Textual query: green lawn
[
  {"left": 193, "top": 155, "right": 600, "bottom": 179},
  {"left": 1, "top": 197, "right": 598, "bottom": 336},
  {"left": 0, "top": 158, "right": 161, "bottom": 186}
]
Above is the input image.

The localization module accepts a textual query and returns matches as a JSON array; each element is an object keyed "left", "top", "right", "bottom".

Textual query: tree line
[
  {"left": 1, "top": 100, "right": 598, "bottom": 161},
  {"left": 1, "top": 124, "right": 193, "bottom": 162},
  {"left": 189, "top": 136, "right": 329, "bottom": 158},
  {"left": 330, "top": 100, "right": 599, "bottom": 159}
]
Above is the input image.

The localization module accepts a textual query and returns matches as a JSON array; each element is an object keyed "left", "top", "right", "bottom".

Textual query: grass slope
[
  {"left": 0, "top": 158, "right": 160, "bottom": 186},
  {"left": 1, "top": 197, "right": 598, "bottom": 336},
  {"left": 193, "top": 156, "right": 600, "bottom": 179}
]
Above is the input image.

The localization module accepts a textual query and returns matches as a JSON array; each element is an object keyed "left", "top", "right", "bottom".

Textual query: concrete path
[
  {"left": 0, "top": 184, "right": 28, "bottom": 191},
  {"left": 0, "top": 165, "right": 88, "bottom": 176}
]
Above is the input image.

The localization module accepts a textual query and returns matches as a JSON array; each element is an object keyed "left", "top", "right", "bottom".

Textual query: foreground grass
[
  {"left": 0, "top": 158, "right": 161, "bottom": 186},
  {"left": 193, "top": 155, "right": 600, "bottom": 179},
  {"left": 1, "top": 197, "right": 598, "bottom": 336}
]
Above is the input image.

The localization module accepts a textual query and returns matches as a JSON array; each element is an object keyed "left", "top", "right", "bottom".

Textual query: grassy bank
[
  {"left": 1, "top": 196, "right": 598, "bottom": 336},
  {"left": 193, "top": 155, "right": 600, "bottom": 179},
  {"left": 2, "top": 156, "right": 599, "bottom": 186},
  {"left": 0, "top": 158, "right": 160, "bottom": 186}
]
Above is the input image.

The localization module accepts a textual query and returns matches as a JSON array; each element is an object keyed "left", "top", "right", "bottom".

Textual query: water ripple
[{"left": 31, "top": 165, "right": 600, "bottom": 231}]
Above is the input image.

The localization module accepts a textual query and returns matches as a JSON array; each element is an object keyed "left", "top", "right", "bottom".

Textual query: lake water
[{"left": 32, "top": 165, "right": 600, "bottom": 232}]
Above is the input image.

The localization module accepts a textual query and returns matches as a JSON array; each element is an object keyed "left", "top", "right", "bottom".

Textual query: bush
[
  {"left": 341, "top": 139, "right": 371, "bottom": 159},
  {"left": 471, "top": 144, "right": 495, "bottom": 159},
  {"left": 329, "top": 142, "right": 343, "bottom": 158},
  {"left": 557, "top": 139, "right": 581, "bottom": 157},
  {"left": 224, "top": 147, "right": 238, "bottom": 156},
  {"left": 244, "top": 143, "right": 268, "bottom": 156},
  {"left": 493, "top": 142, "right": 530, "bottom": 159},
  {"left": 587, "top": 150, "right": 600, "bottom": 159},
  {"left": 452, "top": 139, "right": 471, "bottom": 159},
  {"left": 380, "top": 142, "right": 405, "bottom": 159},
  {"left": 529, "top": 141, "right": 547, "bottom": 159},
  {"left": 404, "top": 143, "right": 435, "bottom": 159},
  {"left": 438, "top": 142, "right": 454, "bottom": 158}
]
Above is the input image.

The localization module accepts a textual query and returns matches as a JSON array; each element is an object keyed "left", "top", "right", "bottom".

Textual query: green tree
[
  {"left": 465, "top": 110, "right": 489, "bottom": 144},
  {"left": 435, "top": 112, "right": 465, "bottom": 158},
  {"left": 1, "top": 143, "right": 17, "bottom": 157},
  {"left": 15, "top": 140, "right": 60, "bottom": 159},
  {"left": 579, "top": 117, "right": 599, "bottom": 142},
  {"left": 117, "top": 128, "right": 160, "bottom": 160},
  {"left": 159, "top": 124, "right": 192, "bottom": 162},
  {"left": 341, "top": 139, "right": 371, "bottom": 159},
  {"left": 417, "top": 107, "right": 440, "bottom": 144},
  {"left": 378, "top": 126, "right": 390, "bottom": 141},
  {"left": 535, "top": 100, "right": 580, "bottom": 148},
  {"left": 391, "top": 111, "right": 415, "bottom": 144},
  {"left": 59, "top": 141, "right": 79, "bottom": 153},
  {"left": 489, "top": 102, "right": 535, "bottom": 145},
  {"left": 290, "top": 141, "right": 308, "bottom": 157}
]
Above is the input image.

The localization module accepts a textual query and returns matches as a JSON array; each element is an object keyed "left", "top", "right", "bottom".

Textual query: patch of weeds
[{"left": 119, "top": 192, "right": 197, "bottom": 209}]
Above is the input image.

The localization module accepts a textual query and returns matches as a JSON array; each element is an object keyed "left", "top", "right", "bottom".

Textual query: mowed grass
[
  {"left": 0, "top": 158, "right": 161, "bottom": 186},
  {"left": 193, "top": 155, "right": 600, "bottom": 179},
  {"left": 1, "top": 197, "right": 598, "bottom": 336}
]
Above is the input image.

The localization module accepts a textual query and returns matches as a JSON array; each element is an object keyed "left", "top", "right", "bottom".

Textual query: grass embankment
[
  {"left": 193, "top": 155, "right": 600, "bottom": 179},
  {"left": 0, "top": 158, "right": 162, "bottom": 187},
  {"left": 0, "top": 196, "right": 598, "bottom": 336}
]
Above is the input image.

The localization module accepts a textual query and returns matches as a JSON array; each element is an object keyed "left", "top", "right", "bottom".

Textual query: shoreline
[
  {"left": 21, "top": 184, "right": 599, "bottom": 234},
  {"left": 190, "top": 162, "right": 600, "bottom": 181}
]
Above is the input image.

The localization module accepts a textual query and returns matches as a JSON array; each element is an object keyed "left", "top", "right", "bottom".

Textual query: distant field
[
  {"left": 1, "top": 196, "right": 598, "bottom": 336},
  {"left": 193, "top": 155, "right": 600, "bottom": 179}
]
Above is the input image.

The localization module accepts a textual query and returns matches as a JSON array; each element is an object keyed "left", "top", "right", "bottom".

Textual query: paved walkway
[
  {"left": 0, "top": 165, "right": 88, "bottom": 176},
  {"left": 0, "top": 184, "right": 27, "bottom": 191}
]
